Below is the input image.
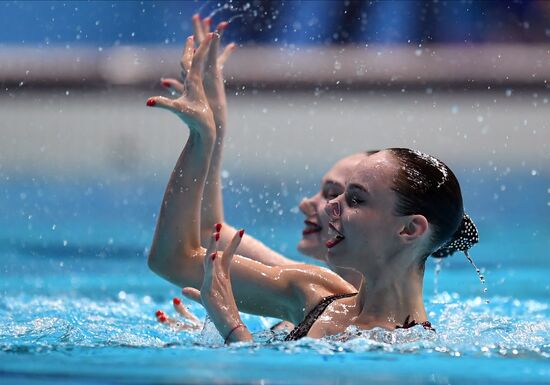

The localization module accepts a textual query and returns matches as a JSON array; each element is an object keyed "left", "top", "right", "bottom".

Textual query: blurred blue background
[
  {"left": 1, "top": 2, "right": 549, "bottom": 384},
  {"left": 2, "top": 0, "right": 550, "bottom": 47}
]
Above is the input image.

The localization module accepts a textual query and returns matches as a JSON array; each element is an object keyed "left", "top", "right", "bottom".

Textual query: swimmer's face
[
  {"left": 324, "top": 151, "right": 405, "bottom": 270},
  {"left": 297, "top": 153, "right": 367, "bottom": 260}
]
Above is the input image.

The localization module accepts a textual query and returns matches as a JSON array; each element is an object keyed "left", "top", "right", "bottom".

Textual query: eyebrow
[
  {"left": 322, "top": 180, "right": 344, "bottom": 188},
  {"left": 348, "top": 183, "right": 369, "bottom": 194}
]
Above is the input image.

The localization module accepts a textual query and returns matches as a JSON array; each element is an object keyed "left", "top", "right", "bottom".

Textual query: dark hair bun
[{"left": 431, "top": 214, "right": 479, "bottom": 258}]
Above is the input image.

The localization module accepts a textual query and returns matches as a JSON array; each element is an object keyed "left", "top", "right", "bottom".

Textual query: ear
[{"left": 399, "top": 215, "right": 429, "bottom": 243}]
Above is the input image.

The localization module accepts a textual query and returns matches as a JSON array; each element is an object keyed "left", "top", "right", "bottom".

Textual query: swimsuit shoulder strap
[{"left": 284, "top": 292, "right": 358, "bottom": 341}]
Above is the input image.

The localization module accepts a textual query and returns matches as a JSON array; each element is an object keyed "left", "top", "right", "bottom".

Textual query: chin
[
  {"left": 326, "top": 247, "right": 347, "bottom": 266},
  {"left": 297, "top": 240, "right": 326, "bottom": 260}
]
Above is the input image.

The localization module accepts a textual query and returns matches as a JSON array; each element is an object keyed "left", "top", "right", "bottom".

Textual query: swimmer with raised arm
[
  {"left": 146, "top": 28, "right": 478, "bottom": 343},
  {"left": 154, "top": 15, "right": 375, "bottom": 327},
  {"left": 159, "top": 14, "right": 372, "bottom": 273}
]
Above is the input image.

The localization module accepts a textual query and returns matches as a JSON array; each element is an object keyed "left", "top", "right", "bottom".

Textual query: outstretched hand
[
  {"left": 147, "top": 32, "right": 217, "bottom": 138},
  {"left": 155, "top": 297, "right": 202, "bottom": 332},
  {"left": 162, "top": 14, "right": 236, "bottom": 135},
  {"left": 182, "top": 225, "right": 253, "bottom": 344}
]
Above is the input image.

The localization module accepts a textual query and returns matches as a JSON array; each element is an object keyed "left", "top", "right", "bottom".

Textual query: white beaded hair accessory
[{"left": 431, "top": 214, "right": 479, "bottom": 258}]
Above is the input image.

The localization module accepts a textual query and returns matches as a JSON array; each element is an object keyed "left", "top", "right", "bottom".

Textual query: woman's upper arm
[
  {"left": 211, "top": 224, "right": 297, "bottom": 267},
  {"left": 230, "top": 232, "right": 298, "bottom": 266},
  {"left": 157, "top": 249, "right": 352, "bottom": 323}
]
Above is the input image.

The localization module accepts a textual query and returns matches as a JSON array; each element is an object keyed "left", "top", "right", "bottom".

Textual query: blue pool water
[{"left": 1, "top": 172, "right": 549, "bottom": 384}]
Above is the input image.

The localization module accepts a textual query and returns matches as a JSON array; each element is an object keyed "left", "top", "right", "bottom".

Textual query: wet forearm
[
  {"left": 149, "top": 129, "right": 215, "bottom": 282},
  {"left": 200, "top": 135, "right": 225, "bottom": 245}
]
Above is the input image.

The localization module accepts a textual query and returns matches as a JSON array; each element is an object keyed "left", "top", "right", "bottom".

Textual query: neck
[
  {"left": 354, "top": 258, "right": 427, "bottom": 329},
  {"left": 332, "top": 266, "right": 364, "bottom": 290}
]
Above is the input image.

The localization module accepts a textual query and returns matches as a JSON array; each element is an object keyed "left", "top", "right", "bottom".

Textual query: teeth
[{"left": 328, "top": 223, "right": 344, "bottom": 238}]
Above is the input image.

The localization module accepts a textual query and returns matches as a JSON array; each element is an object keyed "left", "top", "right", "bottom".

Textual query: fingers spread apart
[
  {"left": 155, "top": 309, "right": 198, "bottom": 331},
  {"left": 204, "top": 224, "right": 243, "bottom": 277},
  {"left": 218, "top": 43, "right": 237, "bottom": 68},
  {"left": 173, "top": 296, "right": 201, "bottom": 325},
  {"left": 192, "top": 14, "right": 205, "bottom": 43},
  {"left": 161, "top": 78, "right": 185, "bottom": 94},
  {"left": 180, "top": 35, "right": 194, "bottom": 77},
  {"left": 204, "top": 225, "right": 220, "bottom": 274},
  {"left": 182, "top": 287, "right": 202, "bottom": 305},
  {"left": 188, "top": 32, "right": 215, "bottom": 80},
  {"left": 221, "top": 229, "right": 244, "bottom": 274}
]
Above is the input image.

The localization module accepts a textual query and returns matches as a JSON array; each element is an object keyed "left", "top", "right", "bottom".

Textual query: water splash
[
  {"left": 204, "top": 2, "right": 244, "bottom": 20},
  {"left": 464, "top": 251, "right": 490, "bottom": 303},
  {"left": 1, "top": 292, "right": 548, "bottom": 359},
  {"left": 195, "top": 0, "right": 211, "bottom": 16},
  {"left": 227, "top": 14, "right": 245, "bottom": 24},
  {"left": 433, "top": 258, "right": 442, "bottom": 295}
]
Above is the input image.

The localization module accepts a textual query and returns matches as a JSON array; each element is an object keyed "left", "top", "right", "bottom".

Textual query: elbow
[
  {"left": 147, "top": 246, "right": 164, "bottom": 276},
  {"left": 147, "top": 244, "right": 202, "bottom": 289},
  {"left": 147, "top": 241, "right": 173, "bottom": 278}
]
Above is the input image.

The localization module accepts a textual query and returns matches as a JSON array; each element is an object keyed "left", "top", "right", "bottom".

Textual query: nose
[
  {"left": 299, "top": 197, "right": 316, "bottom": 216},
  {"left": 325, "top": 200, "right": 341, "bottom": 220}
]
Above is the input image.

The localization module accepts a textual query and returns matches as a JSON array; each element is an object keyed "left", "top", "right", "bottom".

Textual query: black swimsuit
[
  {"left": 284, "top": 292, "right": 357, "bottom": 341},
  {"left": 284, "top": 292, "right": 435, "bottom": 341}
]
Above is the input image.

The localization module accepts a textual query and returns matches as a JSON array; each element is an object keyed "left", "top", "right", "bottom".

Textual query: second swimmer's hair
[{"left": 385, "top": 148, "right": 477, "bottom": 258}]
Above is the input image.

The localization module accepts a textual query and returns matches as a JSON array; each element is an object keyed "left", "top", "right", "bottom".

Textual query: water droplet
[{"left": 531, "top": 170, "right": 538, "bottom": 176}]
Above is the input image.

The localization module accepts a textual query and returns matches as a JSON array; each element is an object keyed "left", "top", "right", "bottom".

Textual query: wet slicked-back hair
[{"left": 385, "top": 148, "right": 464, "bottom": 256}]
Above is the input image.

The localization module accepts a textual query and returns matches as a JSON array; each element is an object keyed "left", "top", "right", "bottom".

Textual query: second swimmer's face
[{"left": 297, "top": 153, "right": 368, "bottom": 260}]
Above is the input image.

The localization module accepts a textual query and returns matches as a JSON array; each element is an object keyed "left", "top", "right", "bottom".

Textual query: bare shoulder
[
  {"left": 284, "top": 263, "right": 356, "bottom": 293},
  {"left": 235, "top": 260, "right": 356, "bottom": 323}
]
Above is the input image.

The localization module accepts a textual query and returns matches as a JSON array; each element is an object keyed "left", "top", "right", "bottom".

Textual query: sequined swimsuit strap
[{"left": 284, "top": 292, "right": 358, "bottom": 341}]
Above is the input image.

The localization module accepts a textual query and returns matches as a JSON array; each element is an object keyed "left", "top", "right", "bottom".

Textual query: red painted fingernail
[
  {"left": 204, "top": 17, "right": 211, "bottom": 26},
  {"left": 161, "top": 80, "right": 171, "bottom": 88},
  {"left": 215, "top": 223, "right": 222, "bottom": 232},
  {"left": 173, "top": 297, "right": 181, "bottom": 305},
  {"left": 146, "top": 98, "right": 156, "bottom": 107},
  {"left": 211, "top": 252, "right": 217, "bottom": 260},
  {"left": 193, "top": 14, "right": 200, "bottom": 21},
  {"left": 215, "top": 232, "right": 220, "bottom": 241},
  {"left": 155, "top": 310, "right": 163, "bottom": 317},
  {"left": 219, "top": 21, "right": 228, "bottom": 30},
  {"left": 159, "top": 315, "right": 167, "bottom": 323},
  {"left": 239, "top": 229, "right": 245, "bottom": 238}
]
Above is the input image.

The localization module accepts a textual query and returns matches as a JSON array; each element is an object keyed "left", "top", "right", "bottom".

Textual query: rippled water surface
[{"left": 1, "top": 177, "right": 549, "bottom": 384}]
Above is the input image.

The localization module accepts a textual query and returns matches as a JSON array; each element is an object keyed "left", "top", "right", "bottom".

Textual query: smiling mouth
[
  {"left": 326, "top": 223, "right": 345, "bottom": 248},
  {"left": 302, "top": 220, "right": 322, "bottom": 235}
]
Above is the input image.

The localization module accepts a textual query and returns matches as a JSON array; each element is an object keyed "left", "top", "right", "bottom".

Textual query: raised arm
[
  {"left": 147, "top": 33, "right": 354, "bottom": 323},
  {"left": 163, "top": 15, "right": 294, "bottom": 266}
]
